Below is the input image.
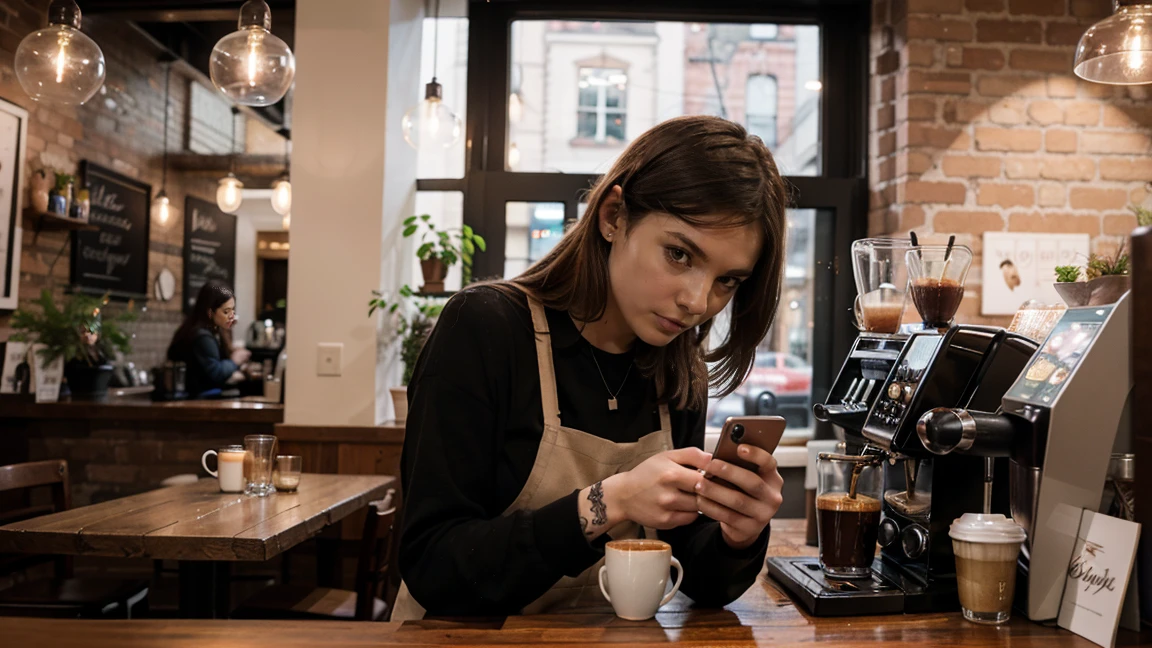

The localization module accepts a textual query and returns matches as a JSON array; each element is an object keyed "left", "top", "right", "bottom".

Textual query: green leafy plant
[
  {"left": 1085, "top": 241, "right": 1130, "bottom": 280},
  {"left": 1054, "top": 265, "right": 1081, "bottom": 283},
  {"left": 52, "top": 172, "right": 74, "bottom": 193},
  {"left": 402, "top": 214, "right": 487, "bottom": 285},
  {"left": 10, "top": 289, "right": 137, "bottom": 365},
  {"left": 1130, "top": 204, "right": 1152, "bottom": 228},
  {"left": 368, "top": 285, "right": 444, "bottom": 386}
]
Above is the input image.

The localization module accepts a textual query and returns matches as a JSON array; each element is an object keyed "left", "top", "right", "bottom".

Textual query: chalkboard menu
[
  {"left": 182, "top": 195, "right": 236, "bottom": 314},
  {"left": 71, "top": 161, "right": 151, "bottom": 299}
]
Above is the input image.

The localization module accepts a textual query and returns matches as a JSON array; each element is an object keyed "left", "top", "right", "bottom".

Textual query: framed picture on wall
[
  {"left": 981, "top": 232, "right": 1091, "bottom": 316},
  {"left": 0, "top": 98, "right": 28, "bottom": 310}
]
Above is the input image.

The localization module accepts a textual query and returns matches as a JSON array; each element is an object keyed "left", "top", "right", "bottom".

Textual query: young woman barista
[{"left": 395, "top": 115, "right": 789, "bottom": 619}]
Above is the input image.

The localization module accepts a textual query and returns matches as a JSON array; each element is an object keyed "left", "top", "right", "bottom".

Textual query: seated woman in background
[{"left": 167, "top": 281, "right": 251, "bottom": 398}]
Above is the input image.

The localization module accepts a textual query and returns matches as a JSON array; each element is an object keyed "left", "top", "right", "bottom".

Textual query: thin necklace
[{"left": 590, "top": 347, "right": 632, "bottom": 411}]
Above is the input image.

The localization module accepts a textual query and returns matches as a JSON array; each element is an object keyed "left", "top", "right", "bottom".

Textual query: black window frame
[{"left": 416, "top": 1, "right": 871, "bottom": 439}]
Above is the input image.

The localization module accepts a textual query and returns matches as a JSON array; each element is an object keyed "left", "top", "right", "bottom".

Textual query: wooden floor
[{"left": 1, "top": 519, "right": 1148, "bottom": 646}]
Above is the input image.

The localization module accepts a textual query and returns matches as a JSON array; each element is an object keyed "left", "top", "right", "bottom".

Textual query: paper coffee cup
[{"left": 949, "top": 513, "right": 1026, "bottom": 625}]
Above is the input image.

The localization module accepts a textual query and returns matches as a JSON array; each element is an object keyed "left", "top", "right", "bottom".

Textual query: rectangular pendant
[{"left": 608, "top": 398, "right": 618, "bottom": 411}]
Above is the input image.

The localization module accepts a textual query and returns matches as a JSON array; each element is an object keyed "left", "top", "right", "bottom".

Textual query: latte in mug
[
  {"left": 949, "top": 513, "right": 1026, "bottom": 625},
  {"left": 598, "top": 539, "right": 683, "bottom": 620},
  {"left": 202, "top": 445, "right": 246, "bottom": 493}
]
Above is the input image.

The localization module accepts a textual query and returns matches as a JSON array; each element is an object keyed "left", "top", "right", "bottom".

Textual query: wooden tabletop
[
  {"left": 0, "top": 474, "right": 393, "bottom": 561},
  {"left": 1, "top": 520, "right": 1147, "bottom": 646},
  {"left": 0, "top": 393, "right": 284, "bottom": 424}
]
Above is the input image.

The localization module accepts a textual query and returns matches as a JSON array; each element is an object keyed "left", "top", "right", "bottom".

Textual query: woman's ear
[{"left": 598, "top": 185, "right": 624, "bottom": 243}]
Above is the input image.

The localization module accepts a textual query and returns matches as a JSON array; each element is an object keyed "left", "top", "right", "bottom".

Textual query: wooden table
[
  {"left": 1, "top": 520, "right": 1147, "bottom": 646},
  {"left": 0, "top": 474, "right": 394, "bottom": 618}
]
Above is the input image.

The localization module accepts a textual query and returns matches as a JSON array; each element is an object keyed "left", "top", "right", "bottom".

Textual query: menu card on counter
[
  {"left": 182, "top": 196, "right": 236, "bottom": 314},
  {"left": 30, "top": 343, "right": 63, "bottom": 403},
  {"left": 71, "top": 161, "right": 151, "bottom": 299},
  {"left": 0, "top": 340, "right": 30, "bottom": 394},
  {"left": 1057, "top": 510, "right": 1142, "bottom": 648}
]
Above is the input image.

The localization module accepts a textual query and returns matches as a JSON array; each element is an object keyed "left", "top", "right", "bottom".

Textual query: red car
[{"left": 745, "top": 352, "right": 811, "bottom": 395}]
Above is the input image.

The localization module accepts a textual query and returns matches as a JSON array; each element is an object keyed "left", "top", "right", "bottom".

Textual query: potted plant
[
  {"left": 402, "top": 214, "right": 487, "bottom": 292},
  {"left": 9, "top": 289, "right": 137, "bottom": 397},
  {"left": 368, "top": 285, "right": 444, "bottom": 422},
  {"left": 1052, "top": 242, "right": 1130, "bottom": 307}
]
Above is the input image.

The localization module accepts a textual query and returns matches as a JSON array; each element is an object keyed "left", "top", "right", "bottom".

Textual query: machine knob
[
  {"left": 887, "top": 382, "right": 903, "bottom": 401},
  {"left": 902, "top": 383, "right": 915, "bottom": 403},
  {"left": 878, "top": 517, "right": 900, "bottom": 548},
  {"left": 901, "top": 524, "right": 930, "bottom": 559}
]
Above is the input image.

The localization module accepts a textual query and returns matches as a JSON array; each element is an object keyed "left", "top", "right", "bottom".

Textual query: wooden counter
[
  {"left": 1, "top": 393, "right": 283, "bottom": 424},
  {"left": 0, "top": 519, "right": 1146, "bottom": 646}
]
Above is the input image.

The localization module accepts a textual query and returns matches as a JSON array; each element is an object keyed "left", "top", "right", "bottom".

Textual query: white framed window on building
[
  {"left": 576, "top": 67, "right": 628, "bottom": 144},
  {"left": 746, "top": 74, "right": 778, "bottom": 148}
]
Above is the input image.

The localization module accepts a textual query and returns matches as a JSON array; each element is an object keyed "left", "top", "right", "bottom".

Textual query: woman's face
[
  {"left": 210, "top": 298, "right": 237, "bottom": 330},
  {"left": 602, "top": 192, "right": 763, "bottom": 347}
]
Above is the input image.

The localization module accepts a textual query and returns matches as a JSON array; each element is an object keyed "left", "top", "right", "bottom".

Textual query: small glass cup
[
  {"left": 243, "top": 434, "right": 278, "bottom": 497},
  {"left": 816, "top": 453, "right": 884, "bottom": 578},
  {"left": 272, "top": 455, "right": 302, "bottom": 492}
]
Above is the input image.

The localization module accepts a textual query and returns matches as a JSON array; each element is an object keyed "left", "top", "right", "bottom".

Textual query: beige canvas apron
[{"left": 391, "top": 297, "right": 673, "bottom": 620}]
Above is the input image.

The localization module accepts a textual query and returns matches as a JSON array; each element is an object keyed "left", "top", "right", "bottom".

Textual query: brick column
[{"left": 871, "top": 0, "right": 1152, "bottom": 324}]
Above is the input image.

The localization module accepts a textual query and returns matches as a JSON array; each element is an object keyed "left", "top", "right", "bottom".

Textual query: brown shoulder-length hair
[{"left": 489, "top": 115, "right": 789, "bottom": 411}]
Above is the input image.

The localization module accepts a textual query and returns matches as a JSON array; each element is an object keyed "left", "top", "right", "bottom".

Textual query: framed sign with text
[
  {"left": 71, "top": 161, "right": 151, "bottom": 300},
  {"left": 182, "top": 195, "right": 236, "bottom": 313}
]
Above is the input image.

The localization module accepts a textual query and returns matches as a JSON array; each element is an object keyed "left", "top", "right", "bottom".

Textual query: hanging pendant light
[
  {"left": 402, "top": 0, "right": 462, "bottom": 150},
  {"left": 282, "top": 213, "right": 290, "bottom": 230},
  {"left": 217, "top": 107, "right": 244, "bottom": 213},
  {"left": 270, "top": 129, "right": 291, "bottom": 215},
  {"left": 210, "top": 0, "right": 295, "bottom": 106},
  {"left": 15, "top": 0, "right": 105, "bottom": 105},
  {"left": 1074, "top": 0, "right": 1152, "bottom": 85},
  {"left": 152, "top": 59, "right": 174, "bottom": 225}
]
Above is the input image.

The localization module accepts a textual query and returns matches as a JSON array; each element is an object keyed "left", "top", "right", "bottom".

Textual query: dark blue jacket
[{"left": 170, "top": 328, "right": 236, "bottom": 397}]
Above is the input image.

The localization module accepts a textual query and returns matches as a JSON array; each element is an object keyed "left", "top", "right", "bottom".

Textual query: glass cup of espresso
[
  {"left": 597, "top": 539, "right": 684, "bottom": 620},
  {"left": 243, "top": 434, "right": 278, "bottom": 497},
  {"left": 201, "top": 445, "right": 245, "bottom": 493},
  {"left": 949, "top": 513, "right": 1026, "bottom": 625},
  {"left": 816, "top": 452, "right": 883, "bottom": 578},
  {"left": 906, "top": 244, "right": 973, "bottom": 328},
  {"left": 272, "top": 455, "right": 302, "bottom": 492}
]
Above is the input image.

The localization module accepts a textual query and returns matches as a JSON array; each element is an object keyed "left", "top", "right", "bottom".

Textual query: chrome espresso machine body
[{"left": 768, "top": 324, "right": 1038, "bottom": 615}]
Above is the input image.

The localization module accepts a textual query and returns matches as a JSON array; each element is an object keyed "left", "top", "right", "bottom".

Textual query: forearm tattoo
[{"left": 588, "top": 480, "right": 608, "bottom": 526}]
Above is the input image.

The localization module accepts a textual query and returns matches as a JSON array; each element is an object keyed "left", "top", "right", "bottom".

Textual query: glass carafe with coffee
[
  {"left": 905, "top": 234, "right": 972, "bottom": 329},
  {"left": 851, "top": 238, "right": 913, "bottom": 334},
  {"left": 816, "top": 453, "right": 883, "bottom": 578}
]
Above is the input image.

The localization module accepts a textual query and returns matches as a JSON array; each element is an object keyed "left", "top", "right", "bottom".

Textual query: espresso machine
[
  {"left": 918, "top": 293, "right": 1133, "bottom": 622},
  {"left": 768, "top": 241, "right": 1038, "bottom": 616}
]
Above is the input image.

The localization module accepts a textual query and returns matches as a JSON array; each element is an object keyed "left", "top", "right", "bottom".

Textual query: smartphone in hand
[{"left": 705, "top": 416, "right": 786, "bottom": 493}]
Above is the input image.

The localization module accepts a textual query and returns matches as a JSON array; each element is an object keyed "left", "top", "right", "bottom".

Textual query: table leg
[{"left": 178, "top": 561, "right": 232, "bottom": 618}]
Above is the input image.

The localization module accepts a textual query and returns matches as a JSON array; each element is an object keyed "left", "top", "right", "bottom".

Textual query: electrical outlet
[{"left": 317, "top": 343, "right": 342, "bottom": 376}]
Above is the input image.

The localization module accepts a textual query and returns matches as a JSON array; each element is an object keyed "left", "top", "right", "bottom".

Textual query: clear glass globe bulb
[
  {"left": 281, "top": 213, "right": 290, "bottom": 230},
  {"left": 15, "top": 24, "right": 105, "bottom": 105},
  {"left": 151, "top": 192, "right": 170, "bottom": 224},
  {"left": 270, "top": 175, "right": 291, "bottom": 215},
  {"left": 217, "top": 174, "right": 244, "bottom": 213},
  {"left": 402, "top": 96, "right": 463, "bottom": 150},
  {"left": 210, "top": 1, "right": 295, "bottom": 106}
]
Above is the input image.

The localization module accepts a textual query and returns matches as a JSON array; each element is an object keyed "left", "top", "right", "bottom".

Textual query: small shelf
[
  {"left": 25, "top": 208, "right": 98, "bottom": 233},
  {"left": 413, "top": 290, "right": 457, "bottom": 299}
]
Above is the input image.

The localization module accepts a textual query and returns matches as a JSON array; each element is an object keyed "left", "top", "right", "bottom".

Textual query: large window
[{"left": 415, "top": 3, "right": 869, "bottom": 442}]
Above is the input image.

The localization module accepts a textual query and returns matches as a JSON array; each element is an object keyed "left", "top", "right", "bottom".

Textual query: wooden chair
[
  {"left": 0, "top": 460, "right": 150, "bottom": 618},
  {"left": 233, "top": 489, "right": 398, "bottom": 621}
]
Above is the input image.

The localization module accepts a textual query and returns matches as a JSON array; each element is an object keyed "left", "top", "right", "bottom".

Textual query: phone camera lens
[{"left": 731, "top": 424, "right": 744, "bottom": 442}]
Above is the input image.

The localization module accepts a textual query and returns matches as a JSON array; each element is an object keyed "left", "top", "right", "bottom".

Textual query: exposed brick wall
[
  {"left": 870, "top": 0, "right": 1151, "bottom": 325},
  {"left": 0, "top": 2, "right": 224, "bottom": 370}
]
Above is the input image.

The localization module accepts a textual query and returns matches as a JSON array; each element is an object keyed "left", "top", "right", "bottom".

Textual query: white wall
[
  {"left": 232, "top": 188, "right": 287, "bottom": 341},
  {"left": 286, "top": 0, "right": 421, "bottom": 426}
]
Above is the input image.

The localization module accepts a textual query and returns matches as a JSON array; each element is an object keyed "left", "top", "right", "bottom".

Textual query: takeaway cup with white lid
[{"left": 949, "top": 513, "right": 1027, "bottom": 624}]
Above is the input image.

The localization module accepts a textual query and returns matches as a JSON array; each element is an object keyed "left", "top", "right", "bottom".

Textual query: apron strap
[
  {"left": 658, "top": 403, "right": 671, "bottom": 433},
  {"left": 527, "top": 297, "right": 562, "bottom": 429}
]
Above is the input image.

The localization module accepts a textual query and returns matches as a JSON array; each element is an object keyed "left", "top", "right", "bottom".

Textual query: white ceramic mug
[
  {"left": 598, "top": 539, "right": 683, "bottom": 620},
  {"left": 202, "top": 445, "right": 245, "bottom": 493}
]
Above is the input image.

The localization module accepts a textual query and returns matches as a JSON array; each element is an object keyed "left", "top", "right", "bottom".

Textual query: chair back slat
[
  {"left": 0, "top": 460, "right": 72, "bottom": 579},
  {"left": 354, "top": 489, "right": 397, "bottom": 621}
]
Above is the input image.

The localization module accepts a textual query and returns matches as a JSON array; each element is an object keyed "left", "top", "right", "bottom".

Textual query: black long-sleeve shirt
[
  {"left": 399, "top": 286, "right": 769, "bottom": 616},
  {"left": 168, "top": 328, "right": 236, "bottom": 397}
]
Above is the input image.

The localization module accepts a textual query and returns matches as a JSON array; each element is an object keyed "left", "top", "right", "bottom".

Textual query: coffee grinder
[
  {"left": 769, "top": 242, "right": 1038, "bottom": 616},
  {"left": 917, "top": 293, "right": 1133, "bottom": 621}
]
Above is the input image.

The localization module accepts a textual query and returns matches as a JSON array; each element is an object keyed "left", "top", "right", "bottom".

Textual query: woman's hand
[
  {"left": 577, "top": 448, "right": 711, "bottom": 542},
  {"left": 230, "top": 348, "right": 251, "bottom": 365},
  {"left": 695, "top": 445, "right": 784, "bottom": 549}
]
